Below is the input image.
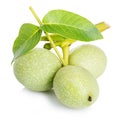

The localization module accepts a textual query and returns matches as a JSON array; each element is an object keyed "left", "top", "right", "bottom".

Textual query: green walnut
[
  {"left": 53, "top": 65, "right": 99, "bottom": 108},
  {"left": 13, "top": 48, "right": 61, "bottom": 91},
  {"left": 69, "top": 44, "right": 107, "bottom": 78}
]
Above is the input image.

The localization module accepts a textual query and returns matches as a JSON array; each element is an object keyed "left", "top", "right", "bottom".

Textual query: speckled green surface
[
  {"left": 53, "top": 65, "right": 99, "bottom": 108},
  {"left": 13, "top": 48, "right": 61, "bottom": 91},
  {"left": 69, "top": 44, "right": 107, "bottom": 78}
]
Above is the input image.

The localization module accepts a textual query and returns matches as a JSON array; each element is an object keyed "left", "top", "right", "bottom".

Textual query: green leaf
[
  {"left": 41, "top": 10, "right": 103, "bottom": 41},
  {"left": 13, "top": 23, "right": 42, "bottom": 60}
]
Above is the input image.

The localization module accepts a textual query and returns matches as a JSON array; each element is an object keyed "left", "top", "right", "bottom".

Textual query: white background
[{"left": 0, "top": 0, "right": 120, "bottom": 119}]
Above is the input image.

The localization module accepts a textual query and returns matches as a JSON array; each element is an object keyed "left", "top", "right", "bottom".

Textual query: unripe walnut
[
  {"left": 69, "top": 44, "right": 107, "bottom": 78},
  {"left": 53, "top": 65, "right": 99, "bottom": 108},
  {"left": 13, "top": 48, "right": 61, "bottom": 91}
]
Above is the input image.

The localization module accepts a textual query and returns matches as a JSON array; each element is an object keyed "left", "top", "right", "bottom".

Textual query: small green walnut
[
  {"left": 13, "top": 48, "right": 61, "bottom": 91},
  {"left": 69, "top": 44, "right": 107, "bottom": 78},
  {"left": 53, "top": 65, "right": 99, "bottom": 108}
]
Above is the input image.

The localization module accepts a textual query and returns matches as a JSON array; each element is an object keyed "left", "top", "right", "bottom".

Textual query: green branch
[{"left": 29, "top": 6, "right": 65, "bottom": 66}]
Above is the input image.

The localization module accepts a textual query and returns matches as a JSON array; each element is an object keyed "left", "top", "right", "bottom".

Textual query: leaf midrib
[{"left": 41, "top": 23, "right": 93, "bottom": 32}]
